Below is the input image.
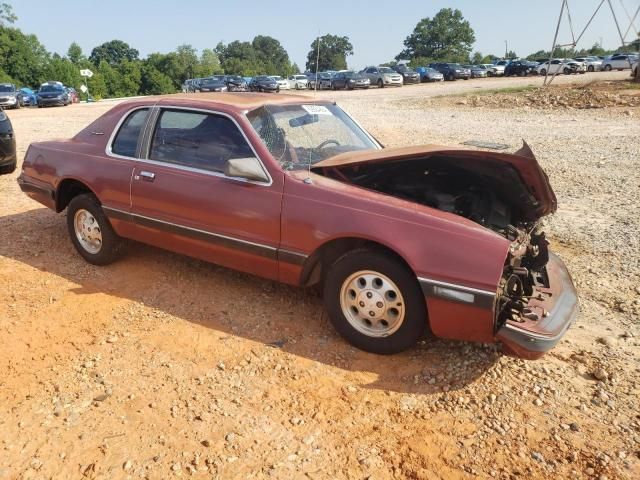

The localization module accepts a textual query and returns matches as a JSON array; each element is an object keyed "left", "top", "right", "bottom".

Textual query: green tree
[
  {"left": 470, "top": 51, "right": 483, "bottom": 64},
  {"left": 398, "top": 8, "right": 475, "bottom": 63},
  {"left": 194, "top": 48, "right": 223, "bottom": 77},
  {"left": 252, "top": 35, "right": 293, "bottom": 75},
  {"left": 140, "top": 62, "right": 174, "bottom": 94},
  {"left": 45, "top": 55, "right": 81, "bottom": 88},
  {"left": 0, "top": 26, "right": 49, "bottom": 86},
  {"left": 90, "top": 40, "right": 139, "bottom": 67},
  {"left": 305, "top": 34, "right": 353, "bottom": 72},
  {"left": 117, "top": 60, "right": 141, "bottom": 97},
  {"left": 67, "top": 42, "right": 84, "bottom": 64},
  {"left": 0, "top": 2, "right": 16, "bottom": 26}
]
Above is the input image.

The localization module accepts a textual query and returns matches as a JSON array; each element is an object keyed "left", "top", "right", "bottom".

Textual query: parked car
[
  {"left": 0, "top": 83, "right": 21, "bottom": 109},
  {"left": 307, "top": 72, "right": 332, "bottom": 90},
  {"left": 17, "top": 93, "right": 578, "bottom": 359},
  {"left": 632, "top": 58, "right": 638, "bottom": 78},
  {"left": 225, "top": 75, "right": 248, "bottom": 92},
  {"left": 67, "top": 87, "right": 79, "bottom": 103},
  {"left": 480, "top": 64, "right": 503, "bottom": 77},
  {"left": 318, "top": 72, "right": 334, "bottom": 90},
  {"left": 602, "top": 54, "right": 637, "bottom": 71},
  {"left": 504, "top": 61, "right": 536, "bottom": 77},
  {"left": 199, "top": 77, "right": 228, "bottom": 92},
  {"left": 391, "top": 65, "right": 420, "bottom": 84},
  {"left": 361, "top": 66, "right": 403, "bottom": 88},
  {"left": 37, "top": 82, "right": 70, "bottom": 107},
  {"left": 287, "top": 74, "right": 309, "bottom": 90},
  {"left": 0, "top": 108, "right": 16, "bottom": 175},
  {"left": 415, "top": 67, "right": 444, "bottom": 82},
  {"left": 331, "top": 71, "right": 370, "bottom": 90},
  {"left": 249, "top": 76, "right": 279, "bottom": 93},
  {"left": 18, "top": 87, "right": 37, "bottom": 106},
  {"left": 463, "top": 65, "right": 488, "bottom": 78},
  {"left": 536, "top": 59, "right": 585, "bottom": 75},
  {"left": 429, "top": 63, "right": 471, "bottom": 81},
  {"left": 269, "top": 76, "right": 289, "bottom": 90},
  {"left": 573, "top": 56, "right": 603, "bottom": 72}
]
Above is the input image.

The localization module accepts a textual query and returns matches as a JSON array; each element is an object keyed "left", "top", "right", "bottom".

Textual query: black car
[
  {"left": 225, "top": 75, "right": 248, "bottom": 92},
  {"left": 391, "top": 65, "right": 420, "bottom": 84},
  {"left": 199, "top": 76, "right": 228, "bottom": 92},
  {"left": 0, "top": 83, "right": 21, "bottom": 110},
  {"left": 37, "top": 82, "right": 70, "bottom": 107},
  {"left": 0, "top": 108, "right": 16, "bottom": 175},
  {"left": 331, "top": 71, "right": 371, "bottom": 90},
  {"left": 504, "top": 61, "right": 535, "bottom": 77},
  {"left": 429, "top": 63, "right": 471, "bottom": 81},
  {"left": 249, "top": 76, "right": 279, "bottom": 93}
]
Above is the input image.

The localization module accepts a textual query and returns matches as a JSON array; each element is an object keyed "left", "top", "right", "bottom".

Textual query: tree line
[{"left": 0, "top": 3, "right": 635, "bottom": 100}]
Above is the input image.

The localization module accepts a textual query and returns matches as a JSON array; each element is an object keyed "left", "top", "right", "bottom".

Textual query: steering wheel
[{"left": 316, "top": 139, "right": 341, "bottom": 149}]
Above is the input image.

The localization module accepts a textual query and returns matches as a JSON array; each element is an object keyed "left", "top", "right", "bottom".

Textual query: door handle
[{"left": 136, "top": 171, "right": 156, "bottom": 182}]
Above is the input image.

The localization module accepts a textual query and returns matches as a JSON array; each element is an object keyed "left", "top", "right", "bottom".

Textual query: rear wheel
[
  {"left": 539, "top": 68, "right": 547, "bottom": 76},
  {"left": 66, "top": 194, "right": 124, "bottom": 265},
  {"left": 588, "top": 65, "right": 594, "bottom": 72},
  {"left": 377, "top": 79, "right": 383, "bottom": 88},
  {"left": 323, "top": 248, "right": 427, "bottom": 354},
  {"left": 0, "top": 160, "right": 16, "bottom": 175},
  {"left": 604, "top": 64, "right": 612, "bottom": 71},
  {"left": 563, "top": 67, "right": 571, "bottom": 75}
]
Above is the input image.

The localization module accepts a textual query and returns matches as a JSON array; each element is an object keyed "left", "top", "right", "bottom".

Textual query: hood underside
[{"left": 312, "top": 143, "right": 557, "bottom": 220}]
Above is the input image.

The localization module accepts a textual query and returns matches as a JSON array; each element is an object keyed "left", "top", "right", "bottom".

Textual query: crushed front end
[{"left": 496, "top": 226, "right": 579, "bottom": 359}]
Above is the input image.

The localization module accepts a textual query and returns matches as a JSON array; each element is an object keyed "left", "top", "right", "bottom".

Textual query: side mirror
[{"left": 224, "top": 157, "right": 269, "bottom": 183}]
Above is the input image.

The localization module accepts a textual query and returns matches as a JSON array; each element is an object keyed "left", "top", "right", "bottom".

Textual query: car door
[{"left": 128, "top": 107, "right": 282, "bottom": 280}]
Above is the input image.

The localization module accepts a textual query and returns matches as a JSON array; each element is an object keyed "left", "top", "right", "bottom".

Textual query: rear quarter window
[{"left": 111, "top": 108, "right": 149, "bottom": 157}]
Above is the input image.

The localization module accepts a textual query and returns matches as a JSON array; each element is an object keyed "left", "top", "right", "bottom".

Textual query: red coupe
[{"left": 17, "top": 93, "right": 578, "bottom": 359}]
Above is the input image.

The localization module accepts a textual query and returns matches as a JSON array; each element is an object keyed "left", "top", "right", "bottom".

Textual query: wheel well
[
  {"left": 300, "top": 237, "right": 414, "bottom": 288},
  {"left": 55, "top": 179, "right": 94, "bottom": 213}
]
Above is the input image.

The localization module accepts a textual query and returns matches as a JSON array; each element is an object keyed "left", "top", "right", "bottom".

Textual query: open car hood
[{"left": 312, "top": 142, "right": 557, "bottom": 219}]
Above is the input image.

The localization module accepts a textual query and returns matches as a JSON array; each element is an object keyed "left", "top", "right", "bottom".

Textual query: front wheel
[
  {"left": 604, "top": 64, "right": 612, "bottom": 71},
  {"left": 539, "top": 68, "right": 547, "bottom": 76},
  {"left": 323, "top": 248, "right": 427, "bottom": 354},
  {"left": 377, "top": 79, "right": 383, "bottom": 88},
  {"left": 66, "top": 194, "right": 124, "bottom": 265}
]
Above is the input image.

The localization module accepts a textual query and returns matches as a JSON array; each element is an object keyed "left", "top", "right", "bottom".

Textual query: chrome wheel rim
[
  {"left": 339, "top": 270, "right": 405, "bottom": 338},
  {"left": 74, "top": 209, "right": 102, "bottom": 254}
]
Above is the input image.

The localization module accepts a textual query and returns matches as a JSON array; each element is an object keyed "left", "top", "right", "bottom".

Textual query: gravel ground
[{"left": 0, "top": 71, "right": 639, "bottom": 480}]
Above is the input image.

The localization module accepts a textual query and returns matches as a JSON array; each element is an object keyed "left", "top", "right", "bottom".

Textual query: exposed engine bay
[
  {"left": 316, "top": 154, "right": 553, "bottom": 329},
  {"left": 318, "top": 155, "right": 542, "bottom": 237}
]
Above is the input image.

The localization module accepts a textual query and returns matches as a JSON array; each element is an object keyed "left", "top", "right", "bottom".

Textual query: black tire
[
  {"left": 66, "top": 193, "right": 124, "bottom": 265},
  {"left": 323, "top": 248, "right": 427, "bottom": 355},
  {"left": 588, "top": 65, "right": 594, "bottom": 72},
  {"left": 539, "top": 68, "right": 547, "bottom": 76},
  {"left": 0, "top": 160, "right": 16, "bottom": 175},
  {"left": 377, "top": 79, "right": 383, "bottom": 88},
  {"left": 604, "top": 64, "right": 612, "bottom": 71},
  {"left": 447, "top": 73, "right": 455, "bottom": 81}
]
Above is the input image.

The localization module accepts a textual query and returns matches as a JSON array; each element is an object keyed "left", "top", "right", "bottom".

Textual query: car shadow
[{"left": 0, "top": 207, "right": 500, "bottom": 394}]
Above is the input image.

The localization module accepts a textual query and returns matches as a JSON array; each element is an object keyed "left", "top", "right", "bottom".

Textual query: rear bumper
[
  {"left": 497, "top": 253, "right": 579, "bottom": 359},
  {"left": 17, "top": 173, "right": 56, "bottom": 209}
]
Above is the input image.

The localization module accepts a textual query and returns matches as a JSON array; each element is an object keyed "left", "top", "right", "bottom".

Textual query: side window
[
  {"left": 149, "top": 109, "right": 254, "bottom": 174},
  {"left": 111, "top": 108, "right": 149, "bottom": 157}
]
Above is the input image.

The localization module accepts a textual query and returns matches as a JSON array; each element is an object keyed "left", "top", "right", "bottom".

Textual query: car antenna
[{"left": 304, "top": 33, "right": 322, "bottom": 185}]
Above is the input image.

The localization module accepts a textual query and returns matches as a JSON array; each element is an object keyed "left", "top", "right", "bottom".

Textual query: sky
[{"left": 13, "top": 0, "right": 638, "bottom": 70}]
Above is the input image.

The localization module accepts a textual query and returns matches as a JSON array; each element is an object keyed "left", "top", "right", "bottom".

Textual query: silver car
[
  {"left": 574, "top": 56, "right": 602, "bottom": 72},
  {"left": 361, "top": 66, "right": 403, "bottom": 88}
]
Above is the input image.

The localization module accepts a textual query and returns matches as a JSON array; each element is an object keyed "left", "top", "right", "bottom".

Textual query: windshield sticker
[{"left": 301, "top": 105, "right": 332, "bottom": 115}]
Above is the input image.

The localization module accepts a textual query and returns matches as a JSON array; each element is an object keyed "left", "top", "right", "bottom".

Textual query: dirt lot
[{"left": 1, "top": 71, "right": 639, "bottom": 480}]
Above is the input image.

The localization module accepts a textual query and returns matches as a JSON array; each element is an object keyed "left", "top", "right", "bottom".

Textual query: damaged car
[{"left": 17, "top": 94, "right": 578, "bottom": 359}]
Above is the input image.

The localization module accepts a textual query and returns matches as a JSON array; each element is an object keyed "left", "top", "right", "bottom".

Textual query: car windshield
[
  {"left": 227, "top": 75, "right": 242, "bottom": 81},
  {"left": 39, "top": 85, "right": 63, "bottom": 93},
  {"left": 0, "top": 85, "right": 15, "bottom": 92},
  {"left": 294, "top": 75, "right": 307, "bottom": 80},
  {"left": 379, "top": 67, "right": 395, "bottom": 73},
  {"left": 246, "top": 104, "right": 378, "bottom": 170},
  {"left": 270, "top": 76, "right": 282, "bottom": 80}
]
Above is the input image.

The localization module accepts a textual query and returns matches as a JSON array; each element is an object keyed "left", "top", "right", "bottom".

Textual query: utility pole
[{"left": 504, "top": 40, "right": 508, "bottom": 59}]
